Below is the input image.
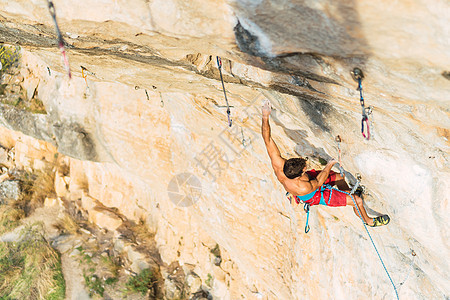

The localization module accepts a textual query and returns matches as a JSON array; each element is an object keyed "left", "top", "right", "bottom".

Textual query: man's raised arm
[
  {"left": 261, "top": 101, "right": 284, "bottom": 171},
  {"left": 309, "top": 159, "right": 337, "bottom": 189}
]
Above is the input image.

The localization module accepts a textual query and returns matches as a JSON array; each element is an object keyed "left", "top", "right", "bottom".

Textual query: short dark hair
[{"left": 283, "top": 158, "right": 307, "bottom": 179}]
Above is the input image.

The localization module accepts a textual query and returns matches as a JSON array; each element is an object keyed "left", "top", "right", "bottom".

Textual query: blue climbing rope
[{"left": 327, "top": 184, "right": 399, "bottom": 300}]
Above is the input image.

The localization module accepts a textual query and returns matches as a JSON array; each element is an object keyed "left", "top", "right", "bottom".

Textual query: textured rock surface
[
  {"left": 0, "top": 180, "right": 21, "bottom": 202},
  {"left": 0, "top": 0, "right": 449, "bottom": 299}
]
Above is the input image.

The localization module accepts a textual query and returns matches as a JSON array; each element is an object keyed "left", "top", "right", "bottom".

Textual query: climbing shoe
[{"left": 369, "top": 215, "right": 390, "bottom": 227}]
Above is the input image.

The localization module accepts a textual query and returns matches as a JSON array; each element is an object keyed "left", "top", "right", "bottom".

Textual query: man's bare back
[{"left": 275, "top": 160, "right": 328, "bottom": 192}]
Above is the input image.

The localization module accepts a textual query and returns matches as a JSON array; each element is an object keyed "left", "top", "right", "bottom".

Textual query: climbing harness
[
  {"left": 216, "top": 56, "right": 232, "bottom": 127},
  {"left": 294, "top": 184, "right": 343, "bottom": 233},
  {"left": 47, "top": 0, "right": 71, "bottom": 79},
  {"left": 351, "top": 68, "right": 372, "bottom": 140}
]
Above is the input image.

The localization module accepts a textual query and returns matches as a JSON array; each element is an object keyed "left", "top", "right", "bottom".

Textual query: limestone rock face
[
  {"left": 0, "top": 180, "right": 21, "bottom": 202},
  {"left": 88, "top": 205, "right": 123, "bottom": 231},
  {"left": 0, "top": 0, "right": 449, "bottom": 299}
]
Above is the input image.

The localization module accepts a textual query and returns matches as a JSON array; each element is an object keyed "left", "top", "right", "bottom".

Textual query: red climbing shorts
[{"left": 306, "top": 169, "right": 347, "bottom": 207}]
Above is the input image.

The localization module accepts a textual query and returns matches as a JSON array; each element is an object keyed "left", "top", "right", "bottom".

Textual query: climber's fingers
[{"left": 262, "top": 99, "right": 272, "bottom": 116}]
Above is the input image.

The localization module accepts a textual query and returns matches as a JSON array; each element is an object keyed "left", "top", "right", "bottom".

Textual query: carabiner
[{"left": 361, "top": 116, "right": 370, "bottom": 140}]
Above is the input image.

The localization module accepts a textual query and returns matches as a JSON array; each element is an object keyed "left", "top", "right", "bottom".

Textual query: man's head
[{"left": 283, "top": 157, "right": 307, "bottom": 179}]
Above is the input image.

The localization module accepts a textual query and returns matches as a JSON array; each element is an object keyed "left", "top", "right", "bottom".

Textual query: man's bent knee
[
  {"left": 346, "top": 195, "right": 355, "bottom": 206},
  {"left": 346, "top": 195, "right": 362, "bottom": 206}
]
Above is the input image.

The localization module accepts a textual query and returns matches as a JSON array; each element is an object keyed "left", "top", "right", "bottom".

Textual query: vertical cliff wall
[{"left": 0, "top": 0, "right": 449, "bottom": 299}]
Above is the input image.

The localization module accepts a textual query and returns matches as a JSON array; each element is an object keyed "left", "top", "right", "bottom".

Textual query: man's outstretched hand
[
  {"left": 327, "top": 159, "right": 337, "bottom": 167},
  {"left": 262, "top": 99, "right": 272, "bottom": 119}
]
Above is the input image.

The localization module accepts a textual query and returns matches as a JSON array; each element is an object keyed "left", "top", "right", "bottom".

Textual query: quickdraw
[
  {"left": 335, "top": 135, "right": 344, "bottom": 176},
  {"left": 81, "top": 66, "right": 88, "bottom": 86},
  {"left": 286, "top": 192, "right": 311, "bottom": 233},
  {"left": 241, "top": 127, "right": 247, "bottom": 147},
  {"left": 216, "top": 56, "right": 232, "bottom": 127},
  {"left": 351, "top": 68, "right": 372, "bottom": 140},
  {"left": 47, "top": 0, "right": 71, "bottom": 79},
  {"left": 159, "top": 92, "right": 164, "bottom": 107},
  {"left": 303, "top": 202, "right": 310, "bottom": 233}
]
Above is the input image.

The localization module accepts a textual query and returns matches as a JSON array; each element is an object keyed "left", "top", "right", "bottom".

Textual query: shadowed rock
[{"left": 0, "top": 104, "right": 99, "bottom": 161}]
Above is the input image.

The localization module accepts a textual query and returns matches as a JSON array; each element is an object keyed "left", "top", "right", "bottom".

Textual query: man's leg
[
  {"left": 346, "top": 194, "right": 374, "bottom": 226},
  {"left": 333, "top": 173, "right": 350, "bottom": 190}
]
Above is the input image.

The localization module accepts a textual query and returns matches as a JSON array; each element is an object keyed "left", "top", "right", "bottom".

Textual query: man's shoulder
[
  {"left": 273, "top": 161, "right": 286, "bottom": 178},
  {"left": 272, "top": 157, "right": 285, "bottom": 172},
  {"left": 280, "top": 176, "right": 312, "bottom": 196},
  {"left": 295, "top": 179, "right": 315, "bottom": 195}
]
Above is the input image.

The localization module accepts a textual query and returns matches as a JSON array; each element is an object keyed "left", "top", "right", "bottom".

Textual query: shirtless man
[{"left": 261, "top": 100, "right": 389, "bottom": 227}]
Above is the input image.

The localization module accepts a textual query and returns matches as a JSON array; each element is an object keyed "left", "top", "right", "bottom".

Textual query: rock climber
[{"left": 261, "top": 100, "right": 389, "bottom": 227}]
